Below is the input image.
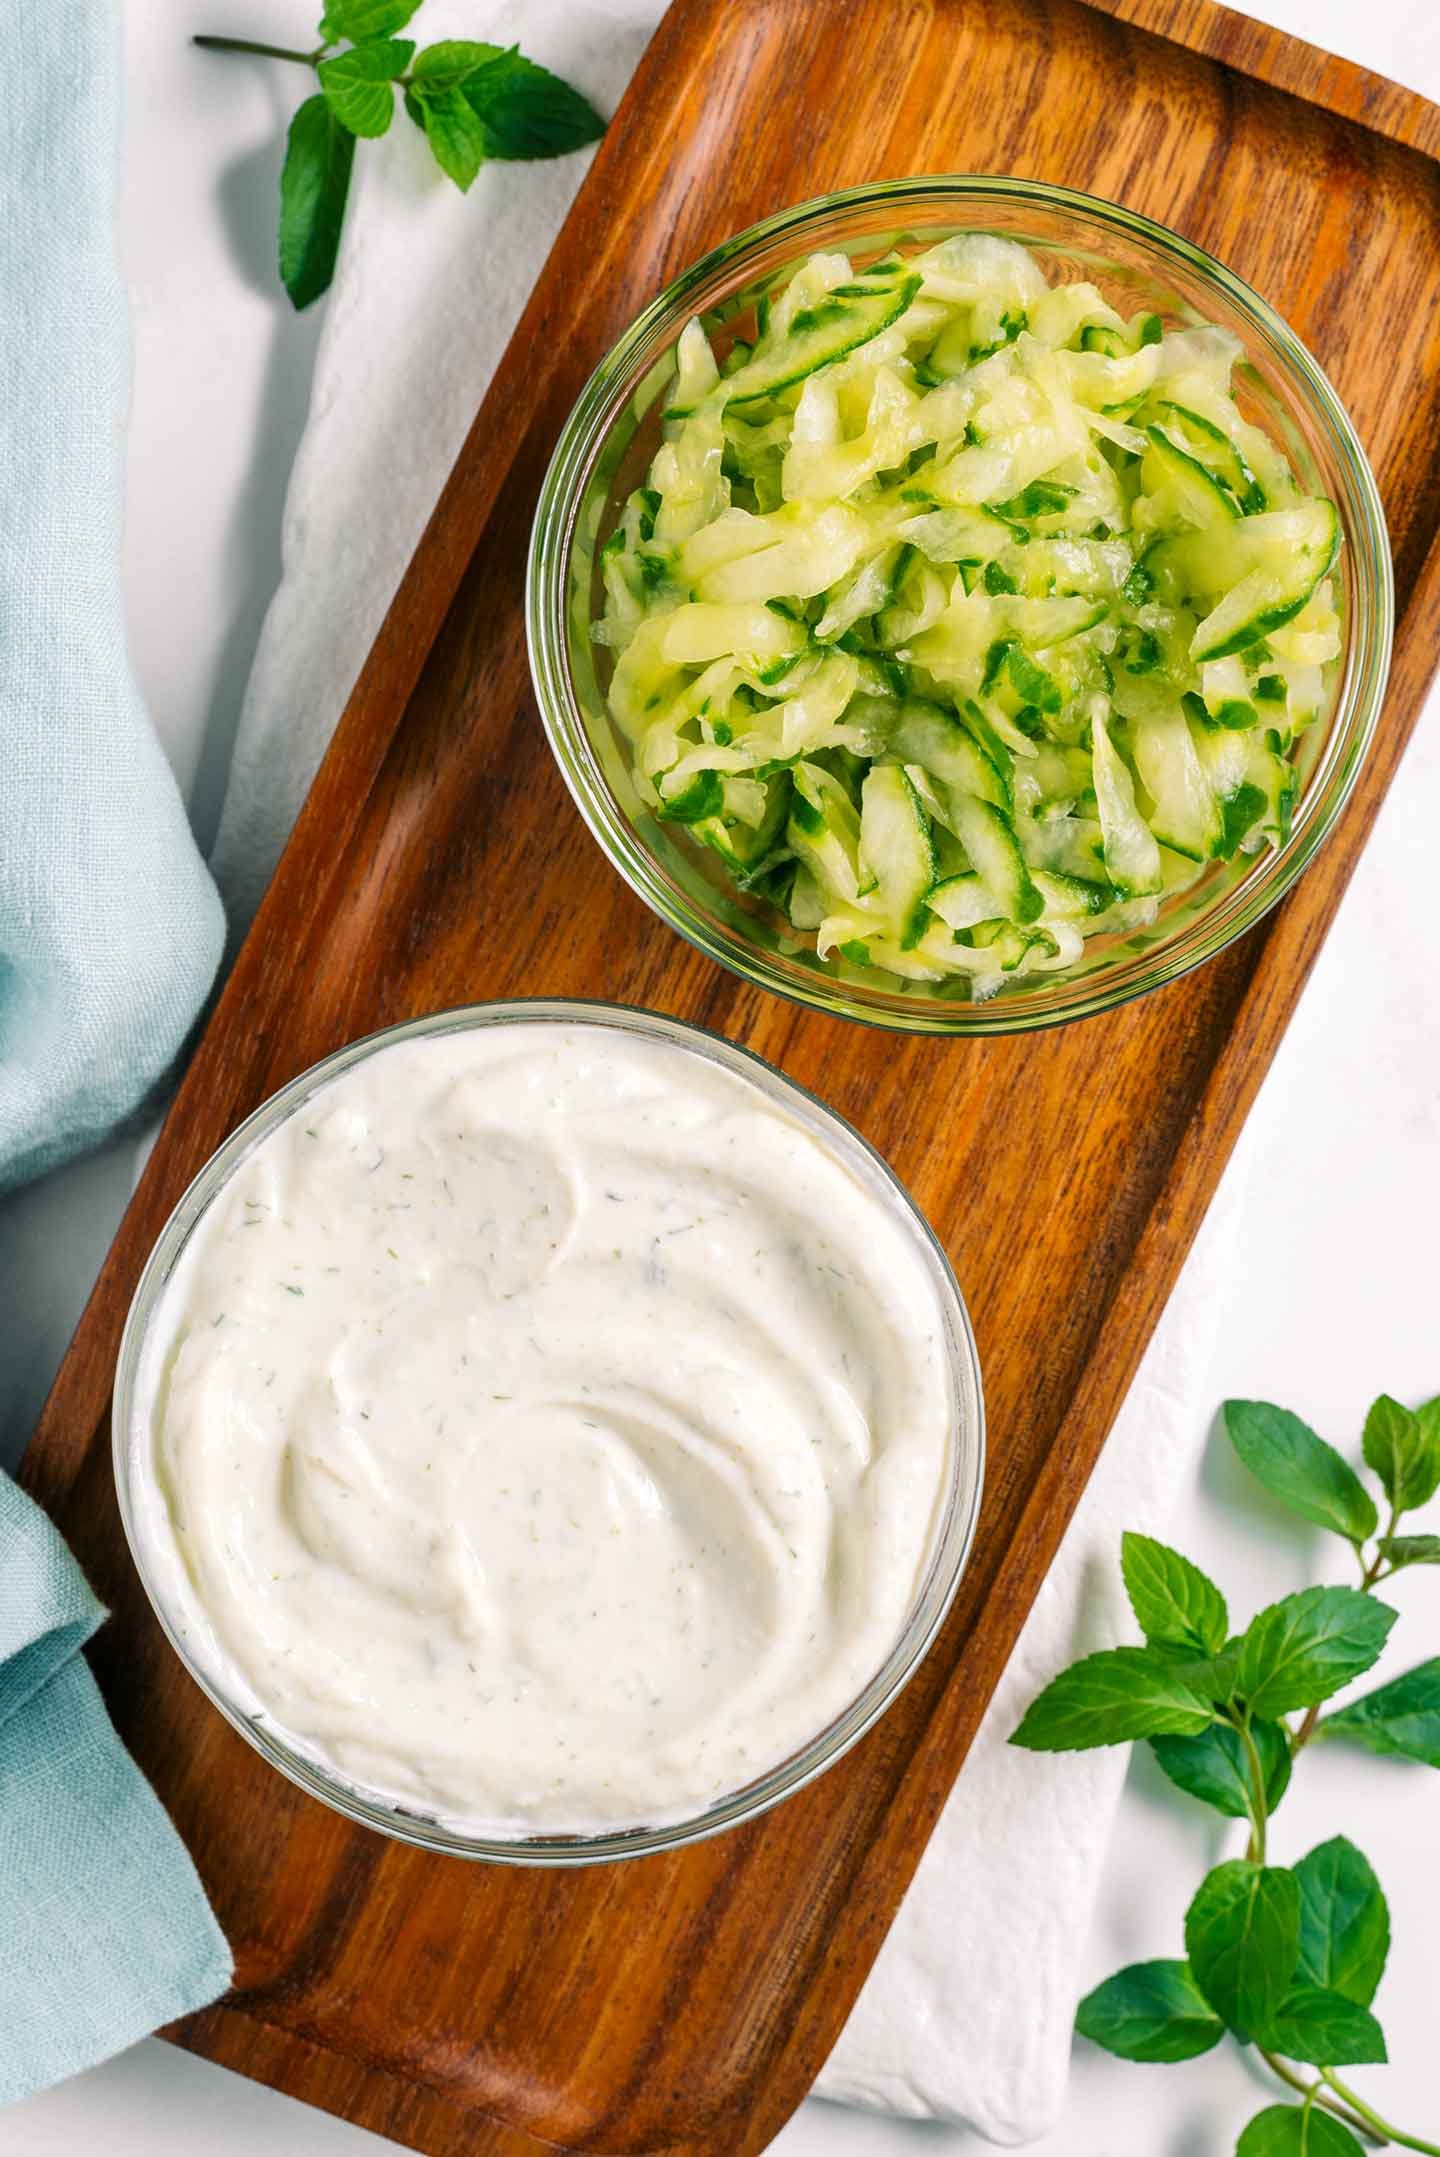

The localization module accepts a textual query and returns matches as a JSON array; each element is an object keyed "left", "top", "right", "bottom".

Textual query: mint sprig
[
  {"left": 1012, "top": 1389, "right": 1440, "bottom": 2154},
  {"left": 196, "top": 6, "right": 605, "bottom": 307}
]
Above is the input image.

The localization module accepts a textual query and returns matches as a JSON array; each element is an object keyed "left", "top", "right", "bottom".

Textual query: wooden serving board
[{"left": 23, "top": 1, "right": 1440, "bottom": 2150}]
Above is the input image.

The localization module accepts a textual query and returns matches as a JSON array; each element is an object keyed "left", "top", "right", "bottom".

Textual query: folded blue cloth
[
  {"left": 0, "top": 1471, "right": 233, "bottom": 2106},
  {"left": 0, "top": 0, "right": 234, "bottom": 2104},
  {"left": 0, "top": 0, "right": 225, "bottom": 1195}
]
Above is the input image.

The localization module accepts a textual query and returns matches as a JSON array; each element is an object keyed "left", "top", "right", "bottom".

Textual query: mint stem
[
  {"left": 193, "top": 34, "right": 323, "bottom": 64},
  {"left": 1290, "top": 1521, "right": 1396, "bottom": 1757},
  {"left": 1258, "top": 2052, "right": 1384, "bottom": 2144},
  {"left": 1291, "top": 1700, "right": 1323, "bottom": 1753},
  {"left": 1237, "top": 1714, "right": 1269, "bottom": 1864},
  {"left": 1323, "top": 2073, "right": 1440, "bottom": 2157},
  {"left": 1241, "top": 1719, "right": 1425, "bottom": 2151}
]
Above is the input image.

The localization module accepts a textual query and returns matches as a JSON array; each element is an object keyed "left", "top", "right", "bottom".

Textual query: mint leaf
[
  {"left": 1293, "top": 1837, "right": 1389, "bottom": 2007},
  {"left": 1237, "top": 2105, "right": 1365, "bottom": 2155},
  {"left": 408, "top": 82, "right": 488, "bottom": 191},
  {"left": 410, "top": 37, "right": 503, "bottom": 90},
  {"left": 1185, "top": 1860, "right": 1300, "bottom": 2040},
  {"left": 1010, "top": 1647, "right": 1213, "bottom": 1752},
  {"left": 1363, "top": 1392, "right": 1440, "bottom": 1513},
  {"left": 1151, "top": 1716, "right": 1292, "bottom": 1819},
  {"left": 1237, "top": 1587, "right": 1396, "bottom": 1720},
  {"left": 1417, "top": 1393, "right": 1440, "bottom": 1499},
  {"left": 318, "top": 38, "right": 413, "bottom": 138},
  {"left": 460, "top": 49, "right": 606, "bottom": 161},
  {"left": 1165, "top": 1633, "right": 1244, "bottom": 1703},
  {"left": 278, "top": 94, "right": 355, "bottom": 311},
  {"left": 1074, "top": 1959, "right": 1224, "bottom": 2062},
  {"left": 1225, "top": 1400, "right": 1377, "bottom": 1543},
  {"left": 1378, "top": 1533, "right": 1440, "bottom": 1572},
  {"left": 318, "top": 0, "right": 421, "bottom": 36},
  {"left": 1320, "top": 1658, "right": 1440, "bottom": 1767},
  {"left": 1121, "top": 1531, "right": 1229, "bottom": 1654},
  {"left": 1262, "top": 1984, "right": 1387, "bottom": 2067}
]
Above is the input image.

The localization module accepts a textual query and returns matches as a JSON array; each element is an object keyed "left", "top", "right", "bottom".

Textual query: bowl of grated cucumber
[{"left": 527, "top": 178, "right": 1392, "bottom": 1032}]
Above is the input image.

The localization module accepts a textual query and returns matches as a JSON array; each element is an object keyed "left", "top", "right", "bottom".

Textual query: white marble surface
[{"left": 4, "top": 0, "right": 1440, "bottom": 2151}]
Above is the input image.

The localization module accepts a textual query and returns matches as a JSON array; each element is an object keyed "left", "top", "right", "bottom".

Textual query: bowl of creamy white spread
[{"left": 114, "top": 1002, "right": 984, "bottom": 1862}]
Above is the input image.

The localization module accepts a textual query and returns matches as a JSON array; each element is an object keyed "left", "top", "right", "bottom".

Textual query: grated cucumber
[{"left": 596, "top": 233, "right": 1343, "bottom": 997}]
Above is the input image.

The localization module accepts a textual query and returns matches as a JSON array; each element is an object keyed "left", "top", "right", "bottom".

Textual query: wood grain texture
[
  {"left": 21, "top": 1, "right": 1440, "bottom": 2151},
  {"left": 1091, "top": 0, "right": 1440, "bottom": 156}
]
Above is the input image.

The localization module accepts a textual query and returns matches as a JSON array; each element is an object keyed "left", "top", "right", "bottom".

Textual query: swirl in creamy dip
[{"left": 130, "top": 1020, "right": 957, "bottom": 1834}]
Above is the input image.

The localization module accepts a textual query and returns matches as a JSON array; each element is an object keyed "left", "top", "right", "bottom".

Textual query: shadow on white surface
[
  {"left": 186, "top": 120, "right": 326, "bottom": 860},
  {"left": 0, "top": 1145, "right": 136, "bottom": 1472},
  {"left": 5, "top": 2040, "right": 396, "bottom": 2156}
]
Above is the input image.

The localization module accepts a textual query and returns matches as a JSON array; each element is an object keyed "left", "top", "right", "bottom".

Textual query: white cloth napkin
[
  {"left": 203, "top": 2, "right": 1286, "bottom": 2139},
  {"left": 815, "top": 1176, "right": 1248, "bottom": 2141}
]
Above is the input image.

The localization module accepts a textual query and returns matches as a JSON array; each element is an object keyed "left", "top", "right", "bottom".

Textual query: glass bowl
[
  {"left": 527, "top": 177, "right": 1392, "bottom": 1034},
  {"left": 113, "top": 999, "right": 984, "bottom": 1866}
]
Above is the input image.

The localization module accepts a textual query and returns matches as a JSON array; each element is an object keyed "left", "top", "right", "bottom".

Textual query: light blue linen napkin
[
  {"left": 0, "top": 0, "right": 225, "bottom": 1196},
  {"left": 0, "top": 1471, "right": 233, "bottom": 2105},
  {"left": 0, "top": 0, "right": 235, "bottom": 2109}
]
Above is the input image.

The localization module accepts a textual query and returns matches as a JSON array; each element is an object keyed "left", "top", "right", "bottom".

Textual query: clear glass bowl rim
[
  {"left": 112, "top": 997, "right": 986, "bottom": 1867},
  {"left": 527, "top": 174, "right": 1394, "bottom": 1035}
]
